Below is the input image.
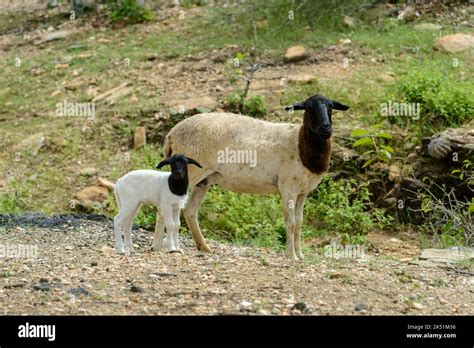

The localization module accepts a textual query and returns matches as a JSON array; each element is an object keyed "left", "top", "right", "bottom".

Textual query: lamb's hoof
[
  {"left": 168, "top": 249, "right": 183, "bottom": 255},
  {"left": 115, "top": 247, "right": 126, "bottom": 254}
]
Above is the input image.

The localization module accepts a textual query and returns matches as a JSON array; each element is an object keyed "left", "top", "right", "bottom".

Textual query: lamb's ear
[
  {"left": 330, "top": 100, "right": 349, "bottom": 111},
  {"left": 285, "top": 101, "right": 305, "bottom": 111},
  {"left": 186, "top": 157, "right": 203, "bottom": 168},
  {"left": 156, "top": 158, "right": 171, "bottom": 169}
]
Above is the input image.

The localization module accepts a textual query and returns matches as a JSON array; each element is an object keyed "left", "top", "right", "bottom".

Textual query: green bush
[
  {"left": 243, "top": 95, "right": 267, "bottom": 118},
  {"left": 305, "top": 178, "right": 392, "bottom": 244},
  {"left": 399, "top": 71, "right": 473, "bottom": 127},
  {"left": 106, "top": 0, "right": 154, "bottom": 24}
]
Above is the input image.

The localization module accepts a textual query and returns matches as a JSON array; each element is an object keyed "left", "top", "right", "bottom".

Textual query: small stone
[
  {"left": 68, "top": 287, "right": 89, "bottom": 296},
  {"left": 134, "top": 127, "right": 146, "bottom": 148},
  {"left": 284, "top": 45, "right": 309, "bottom": 63},
  {"left": 34, "top": 282, "right": 52, "bottom": 291},
  {"left": 342, "top": 16, "right": 356, "bottom": 28},
  {"left": 90, "top": 261, "right": 98, "bottom": 267},
  {"left": 292, "top": 302, "right": 307, "bottom": 311},
  {"left": 412, "top": 302, "right": 424, "bottom": 310},
  {"left": 355, "top": 302, "right": 370, "bottom": 312},
  {"left": 130, "top": 285, "right": 144, "bottom": 293},
  {"left": 79, "top": 167, "right": 97, "bottom": 177},
  {"left": 239, "top": 300, "right": 252, "bottom": 311},
  {"left": 55, "top": 63, "right": 69, "bottom": 69}
]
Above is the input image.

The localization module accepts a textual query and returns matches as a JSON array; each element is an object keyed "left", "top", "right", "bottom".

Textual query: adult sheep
[{"left": 162, "top": 94, "right": 349, "bottom": 260}]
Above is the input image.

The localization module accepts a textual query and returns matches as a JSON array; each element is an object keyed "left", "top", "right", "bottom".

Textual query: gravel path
[{"left": 0, "top": 215, "right": 472, "bottom": 315}]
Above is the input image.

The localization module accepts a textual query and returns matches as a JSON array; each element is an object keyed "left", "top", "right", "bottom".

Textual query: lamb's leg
[
  {"left": 184, "top": 185, "right": 211, "bottom": 252},
  {"left": 114, "top": 213, "right": 125, "bottom": 254},
  {"left": 162, "top": 206, "right": 178, "bottom": 252},
  {"left": 294, "top": 193, "right": 308, "bottom": 260},
  {"left": 122, "top": 205, "right": 139, "bottom": 254},
  {"left": 172, "top": 206, "right": 182, "bottom": 253},
  {"left": 152, "top": 211, "right": 165, "bottom": 251},
  {"left": 281, "top": 192, "right": 298, "bottom": 261}
]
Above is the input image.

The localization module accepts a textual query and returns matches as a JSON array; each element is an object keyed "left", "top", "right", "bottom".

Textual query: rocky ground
[{"left": 0, "top": 214, "right": 472, "bottom": 315}]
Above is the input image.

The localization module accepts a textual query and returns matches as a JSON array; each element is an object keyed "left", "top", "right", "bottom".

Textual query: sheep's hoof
[
  {"left": 197, "top": 244, "right": 212, "bottom": 253},
  {"left": 168, "top": 249, "right": 183, "bottom": 255},
  {"left": 285, "top": 252, "right": 299, "bottom": 261}
]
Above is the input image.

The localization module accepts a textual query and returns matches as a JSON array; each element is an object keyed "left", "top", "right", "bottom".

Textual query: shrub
[
  {"left": 106, "top": 0, "right": 154, "bottom": 24},
  {"left": 305, "top": 177, "right": 392, "bottom": 244},
  {"left": 398, "top": 70, "right": 473, "bottom": 127}
]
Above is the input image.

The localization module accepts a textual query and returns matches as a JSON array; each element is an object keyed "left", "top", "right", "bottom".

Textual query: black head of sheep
[
  {"left": 157, "top": 154, "right": 202, "bottom": 179},
  {"left": 286, "top": 94, "right": 349, "bottom": 139}
]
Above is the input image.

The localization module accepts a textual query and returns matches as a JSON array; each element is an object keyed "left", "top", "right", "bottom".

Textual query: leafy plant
[
  {"left": 351, "top": 125, "right": 394, "bottom": 169},
  {"left": 305, "top": 177, "right": 393, "bottom": 242},
  {"left": 106, "top": 0, "right": 154, "bottom": 24},
  {"left": 398, "top": 70, "right": 473, "bottom": 128},
  {"left": 223, "top": 53, "right": 267, "bottom": 118}
]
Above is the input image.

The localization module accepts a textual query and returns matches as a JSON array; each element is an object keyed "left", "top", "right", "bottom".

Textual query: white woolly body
[
  {"left": 165, "top": 113, "right": 324, "bottom": 195},
  {"left": 164, "top": 112, "right": 328, "bottom": 260}
]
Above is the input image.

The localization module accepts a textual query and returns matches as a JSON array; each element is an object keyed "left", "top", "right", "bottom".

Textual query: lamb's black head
[
  {"left": 156, "top": 154, "right": 202, "bottom": 178},
  {"left": 285, "top": 94, "right": 349, "bottom": 139}
]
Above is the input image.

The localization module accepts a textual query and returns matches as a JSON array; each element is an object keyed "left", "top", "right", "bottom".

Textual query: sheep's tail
[{"left": 163, "top": 133, "right": 173, "bottom": 159}]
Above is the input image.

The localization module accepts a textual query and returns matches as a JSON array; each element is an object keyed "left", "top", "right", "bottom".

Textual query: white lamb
[{"left": 113, "top": 154, "right": 202, "bottom": 254}]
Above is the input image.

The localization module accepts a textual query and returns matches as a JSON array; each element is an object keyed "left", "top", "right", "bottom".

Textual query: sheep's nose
[{"left": 321, "top": 124, "right": 332, "bottom": 132}]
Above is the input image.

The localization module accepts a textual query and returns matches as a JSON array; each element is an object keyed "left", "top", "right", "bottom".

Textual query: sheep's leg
[
  {"left": 172, "top": 206, "right": 183, "bottom": 254},
  {"left": 122, "top": 205, "right": 140, "bottom": 254},
  {"left": 114, "top": 213, "right": 125, "bottom": 254},
  {"left": 152, "top": 211, "right": 165, "bottom": 252},
  {"left": 281, "top": 192, "right": 298, "bottom": 261},
  {"left": 162, "top": 206, "right": 178, "bottom": 252},
  {"left": 294, "top": 193, "right": 308, "bottom": 260},
  {"left": 184, "top": 185, "right": 212, "bottom": 253}
]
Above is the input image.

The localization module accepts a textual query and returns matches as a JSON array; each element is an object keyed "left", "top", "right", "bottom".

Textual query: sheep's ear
[
  {"left": 330, "top": 100, "right": 349, "bottom": 111},
  {"left": 186, "top": 157, "right": 203, "bottom": 168},
  {"left": 156, "top": 158, "right": 171, "bottom": 169},
  {"left": 285, "top": 101, "right": 305, "bottom": 111}
]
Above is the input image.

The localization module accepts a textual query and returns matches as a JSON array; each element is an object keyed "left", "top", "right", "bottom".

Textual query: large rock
[
  {"left": 284, "top": 46, "right": 309, "bottom": 63},
  {"left": 433, "top": 33, "right": 474, "bottom": 53},
  {"left": 33, "top": 30, "right": 78, "bottom": 45},
  {"left": 75, "top": 186, "right": 109, "bottom": 203},
  {"left": 15, "top": 133, "right": 45, "bottom": 156}
]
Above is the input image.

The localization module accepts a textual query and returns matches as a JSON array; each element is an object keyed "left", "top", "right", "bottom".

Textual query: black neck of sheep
[
  {"left": 298, "top": 111, "right": 332, "bottom": 174},
  {"left": 168, "top": 171, "right": 189, "bottom": 196}
]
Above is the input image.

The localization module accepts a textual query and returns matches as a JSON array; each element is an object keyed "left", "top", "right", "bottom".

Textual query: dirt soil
[{"left": 0, "top": 215, "right": 472, "bottom": 315}]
